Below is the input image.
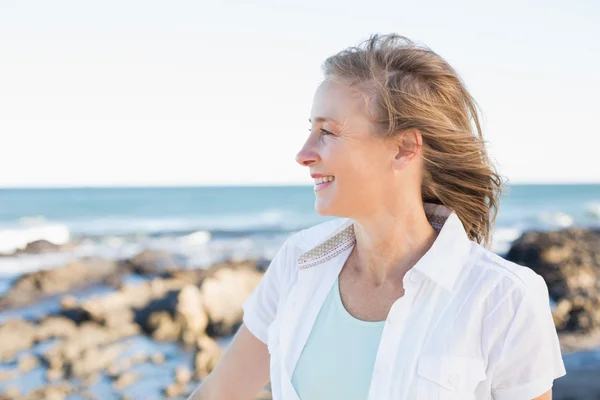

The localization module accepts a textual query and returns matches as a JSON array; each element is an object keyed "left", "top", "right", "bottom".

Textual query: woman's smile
[{"left": 312, "top": 175, "right": 335, "bottom": 192}]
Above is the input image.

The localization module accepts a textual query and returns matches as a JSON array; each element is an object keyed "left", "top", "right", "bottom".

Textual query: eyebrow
[{"left": 308, "top": 117, "right": 341, "bottom": 125}]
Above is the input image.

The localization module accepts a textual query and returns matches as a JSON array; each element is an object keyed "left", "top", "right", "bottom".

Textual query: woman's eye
[{"left": 307, "top": 128, "right": 334, "bottom": 136}]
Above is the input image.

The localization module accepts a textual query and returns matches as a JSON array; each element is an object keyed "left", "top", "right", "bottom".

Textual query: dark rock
[
  {"left": 16, "top": 239, "right": 65, "bottom": 254},
  {"left": 201, "top": 262, "right": 263, "bottom": 337},
  {"left": 142, "top": 285, "right": 209, "bottom": 345},
  {"left": 0, "top": 257, "right": 119, "bottom": 308},
  {"left": 124, "top": 249, "right": 181, "bottom": 275},
  {"left": 506, "top": 228, "right": 600, "bottom": 333}
]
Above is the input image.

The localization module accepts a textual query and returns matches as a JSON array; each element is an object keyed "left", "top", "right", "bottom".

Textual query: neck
[{"left": 351, "top": 202, "right": 438, "bottom": 287}]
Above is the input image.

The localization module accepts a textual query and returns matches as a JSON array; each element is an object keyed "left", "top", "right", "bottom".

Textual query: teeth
[{"left": 314, "top": 176, "right": 334, "bottom": 184}]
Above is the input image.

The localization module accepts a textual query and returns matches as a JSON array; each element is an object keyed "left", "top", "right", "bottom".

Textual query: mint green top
[{"left": 291, "top": 276, "right": 386, "bottom": 400}]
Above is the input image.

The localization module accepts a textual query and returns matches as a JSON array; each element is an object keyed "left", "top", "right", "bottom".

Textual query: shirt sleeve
[
  {"left": 241, "top": 238, "right": 294, "bottom": 344},
  {"left": 490, "top": 273, "right": 567, "bottom": 400}
]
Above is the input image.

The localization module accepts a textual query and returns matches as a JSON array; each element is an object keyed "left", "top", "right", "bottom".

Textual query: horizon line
[{"left": 2, "top": 181, "right": 600, "bottom": 190}]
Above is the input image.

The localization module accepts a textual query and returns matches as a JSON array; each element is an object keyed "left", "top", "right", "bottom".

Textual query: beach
[{"left": 1, "top": 185, "right": 600, "bottom": 399}]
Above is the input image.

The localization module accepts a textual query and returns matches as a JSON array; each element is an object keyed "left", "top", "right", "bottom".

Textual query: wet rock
[
  {"left": 0, "top": 257, "right": 118, "bottom": 308},
  {"left": 506, "top": 228, "right": 600, "bottom": 333},
  {"left": 36, "top": 315, "right": 78, "bottom": 341},
  {"left": 83, "top": 372, "right": 100, "bottom": 386},
  {"left": 164, "top": 382, "right": 189, "bottom": 398},
  {"left": 16, "top": 239, "right": 64, "bottom": 254},
  {"left": 124, "top": 249, "right": 181, "bottom": 275},
  {"left": 85, "top": 306, "right": 135, "bottom": 328},
  {"left": 43, "top": 321, "right": 139, "bottom": 376},
  {"left": 0, "top": 319, "right": 37, "bottom": 362},
  {"left": 175, "top": 366, "right": 192, "bottom": 385},
  {"left": 147, "top": 310, "right": 181, "bottom": 341},
  {"left": 0, "top": 386, "right": 20, "bottom": 400},
  {"left": 167, "top": 268, "right": 206, "bottom": 285},
  {"left": 201, "top": 262, "right": 263, "bottom": 336},
  {"left": 151, "top": 352, "right": 165, "bottom": 364},
  {"left": 113, "top": 371, "right": 140, "bottom": 390},
  {"left": 17, "top": 353, "right": 39, "bottom": 373},
  {"left": 143, "top": 284, "right": 209, "bottom": 345},
  {"left": 176, "top": 284, "right": 209, "bottom": 345},
  {"left": 46, "top": 367, "right": 63, "bottom": 382},
  {"left": 194, "top": 334, "right": 223, "bottom": 380},
  {"left": 141, "top": 263, "right": 261, "bottom": 341},
  {"left": 81, "top": 277, "right": 186, "bottom": 328},
  {"left": 26, "top": 381, "right": 73, "bottom": 400},
  {"left": 68, "top": 342, "right": 126, "bottom": 378},
  {"left": 60, "top": 295, "right": 79, "bottom": 309}
]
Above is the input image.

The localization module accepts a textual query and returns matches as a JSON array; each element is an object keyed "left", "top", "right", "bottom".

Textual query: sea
[{"left": 1, "top": 184, "right": 600, "bottom": 295}]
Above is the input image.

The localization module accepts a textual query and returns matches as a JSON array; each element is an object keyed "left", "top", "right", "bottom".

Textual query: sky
[{"left": 0, "top": 0, "right": 598, "bottom": 187}]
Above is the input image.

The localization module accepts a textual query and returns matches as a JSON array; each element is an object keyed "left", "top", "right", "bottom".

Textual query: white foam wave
[
  {"left": 491, "top": 227, "right": 523, "bottom": 255},
  {"left": 62, "top": 209, "right": 314, "bottom": 237},
  {"left": 538, "top": 211, "right": 574, "bottom": 228},
  {"left": 0, "top": 230, "right": 289, "bottom": 278},
  {"left": 180, "top": 231, "right": 212, "bottom": 246},
  {"left": 586, "top": 203, "right": 600, "bottom": 219},
  {"left": 0, "top": 223, "right": 70, "bottom": 255}
]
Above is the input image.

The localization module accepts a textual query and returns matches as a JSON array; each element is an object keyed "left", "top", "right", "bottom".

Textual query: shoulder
[
  {"left": 469, "top": 243, "right": 545, "bottom": 288},
  {"left": 464, "top": 242, "right": 551, "bottom": 317}
]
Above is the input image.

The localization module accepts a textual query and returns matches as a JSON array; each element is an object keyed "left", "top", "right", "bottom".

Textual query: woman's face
[{"left": 296, "top": 78, "right": 400, "bottom": 219}]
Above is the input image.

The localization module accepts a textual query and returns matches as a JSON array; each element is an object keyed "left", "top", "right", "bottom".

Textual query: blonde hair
[{"left": 322, "top": 33, "right": 504, "bottom": 247}]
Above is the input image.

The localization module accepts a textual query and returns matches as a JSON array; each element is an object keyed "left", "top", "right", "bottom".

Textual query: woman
[{"left": 190, "top": 34, "right": 566, "bottom": 400}]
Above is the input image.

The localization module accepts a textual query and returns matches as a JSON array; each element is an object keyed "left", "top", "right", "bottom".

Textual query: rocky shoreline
[
  {"left": 1, "top": 227, "right": 600, "bottom": 399},
  {"left": 0, "top": 250, "right": 270, "bottom": 400}
]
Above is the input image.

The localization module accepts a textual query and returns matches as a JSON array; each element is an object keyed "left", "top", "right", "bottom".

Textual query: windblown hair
[{"left": 322, "top": 33, "right": 504, "bottom": 247}]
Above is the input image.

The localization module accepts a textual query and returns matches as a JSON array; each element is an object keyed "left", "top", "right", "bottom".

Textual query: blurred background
[{"left": 1, "top": 0, "right": 599, "bottom": 399}]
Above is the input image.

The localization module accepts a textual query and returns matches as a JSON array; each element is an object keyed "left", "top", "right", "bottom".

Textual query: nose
[{"left": 295, "top": 146, "right": 320, "bottom": 167}]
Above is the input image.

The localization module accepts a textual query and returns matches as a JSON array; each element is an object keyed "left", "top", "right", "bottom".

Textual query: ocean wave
[
  {"left": 537, "top": 211, "right": 574, "bottom": 228},
  {"left": 59, "top": 210, "right": 320, "bottom": 238},
  {"left": 0, "top": 231, "right": 288, "bottom": 279},
  {"left": 0, "top": 222, "right": 70, "bottom": 255},
  {"left": 491, "top": 227, "right": 524, "bottom": 255},
  {"left": 586, "top": 203, "right": 600, "bottom": 219}
]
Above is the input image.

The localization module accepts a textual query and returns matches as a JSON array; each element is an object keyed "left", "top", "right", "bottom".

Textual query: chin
[
  {"left": 314, "top": 199, "right": 335, "bottom": 216},
  {"left": 314, "top": 198, "right": 347, "bottom": 218}
]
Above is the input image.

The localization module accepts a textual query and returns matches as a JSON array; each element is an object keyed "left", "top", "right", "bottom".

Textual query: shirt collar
[{"left": 296, "top": 203, "right": 472, "bottom": 291}]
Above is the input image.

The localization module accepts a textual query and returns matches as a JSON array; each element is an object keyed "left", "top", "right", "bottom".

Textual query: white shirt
[{"left": 242, "top": 203, "right": 566, "bottom": 400}]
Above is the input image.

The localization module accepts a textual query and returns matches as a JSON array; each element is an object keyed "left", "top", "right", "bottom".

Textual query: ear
[{"left": 392, "top": 129, "right": 422, "bottom": 170}]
